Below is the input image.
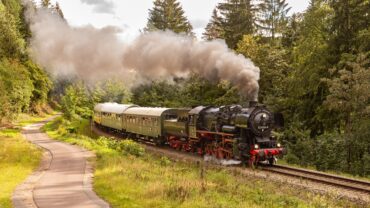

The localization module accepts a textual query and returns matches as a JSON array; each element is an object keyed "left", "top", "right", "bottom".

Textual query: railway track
[{"left": 262, "top": 164, "right": 370, "bottom": 194}]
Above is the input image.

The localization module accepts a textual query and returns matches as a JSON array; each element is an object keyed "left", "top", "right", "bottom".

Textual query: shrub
[{"left": 118, "top": 140, "right": 145, "bottom": 157}]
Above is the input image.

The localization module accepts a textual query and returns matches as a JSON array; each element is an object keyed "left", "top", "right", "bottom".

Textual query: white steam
[{"left": 27, "top": 7, "right": 260, "bottom": 100}]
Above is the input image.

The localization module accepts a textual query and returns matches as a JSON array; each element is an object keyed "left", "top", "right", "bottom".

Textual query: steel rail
[{"left": 262, "top": 165, "right": 370, "bottom": 194}]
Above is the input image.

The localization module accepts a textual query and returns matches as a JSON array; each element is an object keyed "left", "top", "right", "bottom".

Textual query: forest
[{"left": 0, "top": 0, "right": 369, "bottom": 176}]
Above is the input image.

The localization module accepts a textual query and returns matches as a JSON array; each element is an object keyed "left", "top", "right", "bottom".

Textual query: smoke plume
[{"left": 27, "top": 6, "right": 260, "bottom": 100}]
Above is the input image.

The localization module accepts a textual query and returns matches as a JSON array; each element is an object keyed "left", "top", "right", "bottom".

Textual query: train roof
[
  {"left": 94, "top": 103, "right": 138, "bottom": 114},
  {"left": 123, "top": 107, "right": 172, "bottom": 117},
  {"left": 189, "top": 106, "right": 208, "bottom": 115}
]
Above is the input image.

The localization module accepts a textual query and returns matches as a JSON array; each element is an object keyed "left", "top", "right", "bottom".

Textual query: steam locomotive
[{"left": 93, "top": 101, "right": 286, "bottom": 166}]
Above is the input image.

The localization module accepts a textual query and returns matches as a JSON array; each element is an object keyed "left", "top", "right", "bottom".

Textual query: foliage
[
  {"left": 25, "top": 60, "right": 53, "bottom": 113},
  {"left": 0, "top": 0, "right": 52, "bottom": 123},
  {"left": 236, "top": 35, "right": 290, "bottom": 106},
  {"left": 60, "top": 80, "right": 131, "bottom": 119},
  {"left": 132, "top": 80, "right": 183, "bottom": 107},
  {"left": 117, "top": 140, "right": 145, "bottom": 157},
  {"left": 0, "top": 59, "right": 34, "bottom": 121},
  {"left": 180, "top": 75, "right": 241, "bottom": 107},
  {"left": 0, "top": 2, "right": 25, "bottom": 59},
  {"left": 61, "top": 83, "right": 92, "bottom": 119},
  {"left": 328, "top": 0, "right": 370, "bottom": 57},
  {"left": 132, "top": 75, "right": 241, "bottom": 108},
  {"left": 145, "top": 0, "right": 193, "bottom": 35}
]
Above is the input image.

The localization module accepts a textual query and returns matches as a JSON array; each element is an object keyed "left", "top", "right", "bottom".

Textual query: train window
[{"left": 166, "top": 114, "right": 177, "bottom": 120}]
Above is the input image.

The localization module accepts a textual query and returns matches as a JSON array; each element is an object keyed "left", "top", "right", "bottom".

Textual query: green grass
[
  {"left": 0, "top": 129, "right": 42, "bottom": 208},
  {"left": 15, "top": 112, "right": 57, "bottom": 127},
  {"left": 43, "top": 117, "right": 364, "bottom": 208}
]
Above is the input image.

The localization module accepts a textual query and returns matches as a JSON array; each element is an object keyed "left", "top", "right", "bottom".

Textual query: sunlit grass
[
  {"left": 43, "top": 118, "right": 364, "bottom": 208},
  {"left": 15, "top": 112, "right": 57, "bottom": 127},
  {"left": 0, "top": 130, "right": 42, "bottom": 208}
]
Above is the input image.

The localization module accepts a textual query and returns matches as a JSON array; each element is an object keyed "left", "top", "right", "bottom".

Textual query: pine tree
[
  {"left": 217, "top": 0, "right": 255, "bottom": 49},
  {"left": 41, "top": 0, "right": 51, "bottom": 8},
  {"left": 145, "top": 0, "right": 193, "bottom": 35},
  {"left": 256, "top": 0, "right": 291, "bottom": 42},
  {"left": 328, "top": 0, "right": 370, "bottom": 59},
  {"left": 54, "top": 2, "right": 64, "bottom": 20},
  {"left": 281, "top": 13, "right": 302, "bottom": 49},
  {"left": 202, "top": 8, "right": 223, "bottom": 40}
]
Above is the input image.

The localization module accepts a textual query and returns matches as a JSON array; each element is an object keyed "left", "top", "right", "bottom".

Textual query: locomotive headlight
[
  {"left": 277, "top": 143, "right": 281, "bottom": 148},
  {"left": 254, "top": 144, "right": 259, "bottom": 149}
]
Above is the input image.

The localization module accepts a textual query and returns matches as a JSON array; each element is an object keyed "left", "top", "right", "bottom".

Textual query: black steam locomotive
[{"left": 93, "top": 101, "right": 286, "bottom": 166}]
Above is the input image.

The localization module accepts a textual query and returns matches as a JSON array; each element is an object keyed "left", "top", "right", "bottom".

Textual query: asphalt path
[{"left": 12, "top": 118, "right": 110, "bottom": 208}]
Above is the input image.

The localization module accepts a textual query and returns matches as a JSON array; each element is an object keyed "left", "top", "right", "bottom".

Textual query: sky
[{"left": 39, "top": 0, "right": 310, "bottom": 41}]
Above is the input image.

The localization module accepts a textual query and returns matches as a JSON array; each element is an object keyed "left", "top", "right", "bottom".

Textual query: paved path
[{"left": 12, "top": 119, "right": 110, "bottom": 208}]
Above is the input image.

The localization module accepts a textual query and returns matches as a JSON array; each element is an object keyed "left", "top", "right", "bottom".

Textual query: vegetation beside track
[
  {"left": 0, "top": 129, "right": 42, "bottom": 207},
  {"left": 43, "top": 117, "right": 365, "bottom": 208}
]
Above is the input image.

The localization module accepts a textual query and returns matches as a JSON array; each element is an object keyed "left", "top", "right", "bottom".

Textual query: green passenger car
[
  {"left": 123, "top": 107, "right": 176, "bottom": 138},
  {"left": 93, "top": 103, "right": 137, "bottom": 130}
]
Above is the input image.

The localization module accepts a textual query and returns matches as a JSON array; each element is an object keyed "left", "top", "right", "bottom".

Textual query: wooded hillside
[{"left": 0, "top": 0, "right": 52, "bottom": 122}]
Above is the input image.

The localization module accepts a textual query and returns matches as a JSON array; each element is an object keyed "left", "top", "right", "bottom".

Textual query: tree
[
  {"left": 286, "top": 1, "right": 334, "bottom": 136},
  {"left": 180, "top": 75, "right": 241, "bottom": 107},
  {"left": 132, "top": 81, "right": 182, "bottom": 107},
  {"left": 323, "top": 53, "right": 370, "bottom": 174},
  {"left": 54, "top": 2, "right": 65, "bottom": 19},
  {"left": 217, "top": 0, "right": 255, "bottom": 49},
  {"left": 328, "top": 0, "right": 370, "bottom": 57},
  {"left": 145, "top": 0, "right": 193, "bottom": 35},
  {"left": 0, "top": 59, "right": 34, "bottom": 120},
  {"left": 202, "top": 8, "right": 223, "bottom": 40},
  {"left": 41, "top": 0, "right": 51, "bottom": 8},
  {"left": 25, "top": 60, "right": 53, "bottom": 113},
  {"left": 281, "top": 13, "right": 302, "bottom": 49},
  {"left": 61, "top": 83, "right": 92, "bottom": 119},
  {"left": 324, "top": 53, "right": 370, "bottom": 135},
  {"left": 0, "top": 3, "right": 25, "bottom": 59},
  {"left": 256, "top": 0, "right": 291, "bottom": 42},
  {"left": 96, "top": 80, "right": 131, "bottom": 104},
  {"left": 236, "top": 35, "right": 290, "bottom": 106}
]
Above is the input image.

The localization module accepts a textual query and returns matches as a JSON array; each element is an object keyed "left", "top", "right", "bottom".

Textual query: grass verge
[
  {"left": 43, "top": 117, "right": 365, "bottom": 208},
  {"left": 0, "top": 129, "right": 42, "bottom": 208},
  {"left": 15, "top": 112, "right": 57, "bottom": 127}
]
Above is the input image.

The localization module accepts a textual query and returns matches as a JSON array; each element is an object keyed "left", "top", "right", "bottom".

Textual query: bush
[{"left": 118, "top": 140, "right": 145, "bottom": 157}]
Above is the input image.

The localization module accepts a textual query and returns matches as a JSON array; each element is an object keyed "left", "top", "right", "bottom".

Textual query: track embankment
[
  {"left": 92, "top": 125, "right": 370, "bottom": 204},
  {"left": 12, "top": 118, "right": 110, "bottom": 208}
]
